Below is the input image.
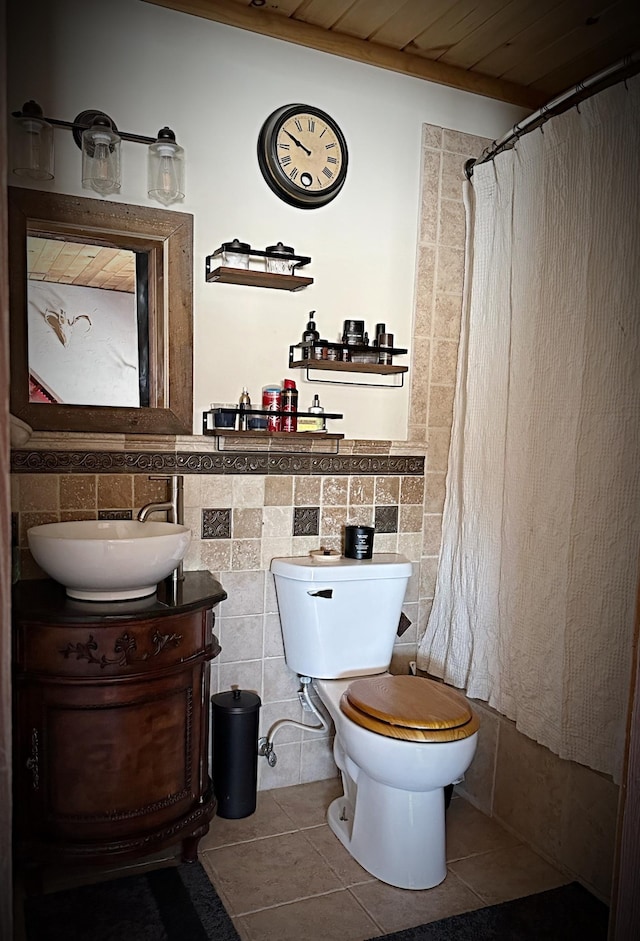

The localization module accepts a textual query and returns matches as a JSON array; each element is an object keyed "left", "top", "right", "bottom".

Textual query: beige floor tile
[
  {"left": 270, "top": 777, "right": 343, "bottom": 828},
  {"left": 238, "top": 889, "right": 379, "bottom": 941},
  {"left": 199, "top": 791, "right": 297, "bottom": 850},
  {"left": 351, "top": 870, "right": 485, "bottom": 934},
  {"left": 201, "top": 830, "right": 342, "bottom": 915},
  {"left": 303, "top": 824, "right": 375, "bottom": 886},
  {"left": 445, "top": 797, "right": 521, "bottom": 861},
  {"left": 449, "top": 843, "right": 570, "bottom": 905}
]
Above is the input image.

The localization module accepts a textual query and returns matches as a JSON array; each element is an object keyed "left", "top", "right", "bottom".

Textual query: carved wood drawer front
[{"left": 17, "top": 611, "right": 208, "bottom": 677}]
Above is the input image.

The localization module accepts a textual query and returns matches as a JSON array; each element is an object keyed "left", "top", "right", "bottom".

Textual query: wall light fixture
[{"left": 11, "top": 101, "right": 185, "bottom": 205}]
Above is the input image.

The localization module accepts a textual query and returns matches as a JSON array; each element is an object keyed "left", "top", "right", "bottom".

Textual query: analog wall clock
[{"left": 257, "top": 104, "right": 348, "bottom": 209}]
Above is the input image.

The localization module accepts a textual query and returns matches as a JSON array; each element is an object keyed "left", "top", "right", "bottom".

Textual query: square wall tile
[
  {"left": 293, "top": 507, "right": 320, "bottom": 537},
  {"left": 202, "top": 508, "right": 231, "bottom": 539},
  {"left": 493, "top": 719, "right": 570, "bottom": 862},
  {"left": 375, "top": 505, "right": 398, "bottom": 533},
  {"left": 233, "top": 507, "right": 263, "bottom": 538},
  {"left": 99, "top": 474, "right": 134, "bottom": 509},
  {"left": 60, "top": 475, "right": 96, "bottom": 510}
]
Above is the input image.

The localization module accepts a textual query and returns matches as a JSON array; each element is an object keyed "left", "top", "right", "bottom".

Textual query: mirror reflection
[
  {"left": 27, "top": 238, "right": 145, "bottom": 407},
  {"left": 9, "top": 187, "right": 193, "bottom": 436}
]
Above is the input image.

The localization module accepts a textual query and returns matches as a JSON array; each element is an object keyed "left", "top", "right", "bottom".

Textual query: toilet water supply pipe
[{"left": 258, "top": 676, "right": 330, "bottom": 767}]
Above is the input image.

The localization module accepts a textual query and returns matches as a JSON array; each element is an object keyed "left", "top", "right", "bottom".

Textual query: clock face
[{"left": 258, "top": 104, "right": 348, "bottom": 209}]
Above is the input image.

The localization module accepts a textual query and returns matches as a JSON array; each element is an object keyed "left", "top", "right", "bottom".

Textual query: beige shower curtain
[{"left": 418, "top": 75, "right": 640, "bottom": 783}]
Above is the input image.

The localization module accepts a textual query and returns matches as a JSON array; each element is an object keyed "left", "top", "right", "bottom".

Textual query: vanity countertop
[{"left": 12, "top": 570, "right": 227, "bottom": 623}]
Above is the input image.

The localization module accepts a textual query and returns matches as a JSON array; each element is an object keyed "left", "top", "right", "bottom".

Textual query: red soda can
[{"left": 262, "top": 385, "right": 281, "bottom": 431}]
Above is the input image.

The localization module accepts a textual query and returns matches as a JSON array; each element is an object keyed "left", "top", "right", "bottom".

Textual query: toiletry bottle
[
  {"left": 374, "top": 323, "right": 386, "bottom": 346},
  {"left": 309, "top": 393, "right": 326, "bottom": 432},
  {"left": 281, "top": 379, "right": 298, "bottom": 432},
  {"left": 301, "top": 312, "right": 320, "bottom": 360},
  {"left": 238, "top": 386, "right": 251, "bottom": 431}
]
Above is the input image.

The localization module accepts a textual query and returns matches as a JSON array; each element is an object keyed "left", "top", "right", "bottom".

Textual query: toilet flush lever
[{"left": 308, "top": 589, "right": 333, "bottom": 598}]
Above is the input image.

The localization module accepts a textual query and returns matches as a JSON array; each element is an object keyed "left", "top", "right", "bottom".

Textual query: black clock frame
[{"left": 257, "top": 103, "right": 348, "bottom": 209}]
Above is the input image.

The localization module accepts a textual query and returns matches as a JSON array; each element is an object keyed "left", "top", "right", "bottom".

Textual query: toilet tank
[{"left": 270, "top": 554, "right": 412, "bottom": 679}]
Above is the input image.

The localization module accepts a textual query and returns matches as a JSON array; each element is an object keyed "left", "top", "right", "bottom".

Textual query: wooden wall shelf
[
  {"left": 203, "top": 430, "right": 343, "bottom": 440},
  {"left": 204, "top": 428, "right": 344, "bottom": 454},
  {"left": 206, "top": 266, "right": 313, "bottom": 292},
  {"left": 203, "top": 429, "right": 343, "bottom": 453},
  {"left": 289, "top": 357, "right": 408, "bottom": 387},
  {"left": 289, "top": 359, "right": 408, "bottom": 376}
]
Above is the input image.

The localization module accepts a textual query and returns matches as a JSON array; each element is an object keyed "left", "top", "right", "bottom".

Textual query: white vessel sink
[{"left": 28, "top": 519, "right": 191, "bottom": 601}]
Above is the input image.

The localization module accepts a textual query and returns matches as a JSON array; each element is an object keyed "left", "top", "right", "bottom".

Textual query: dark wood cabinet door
[{"left": 15, "top": 665, "right": 206, "bottom": 845}]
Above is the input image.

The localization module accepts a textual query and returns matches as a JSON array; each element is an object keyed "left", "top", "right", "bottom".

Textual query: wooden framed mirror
[{"left": 9, "top": 187, "right": 193, "bottom": 435}]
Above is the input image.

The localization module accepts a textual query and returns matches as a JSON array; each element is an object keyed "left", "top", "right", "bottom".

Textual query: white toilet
[{"left": 270, "top": 552, "right": 479, "bottom": 890}]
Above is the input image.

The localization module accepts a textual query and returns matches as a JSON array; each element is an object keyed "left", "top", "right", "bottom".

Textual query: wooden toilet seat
[{"left": 340, "top": 675, "right": 479, "bottom": 743}]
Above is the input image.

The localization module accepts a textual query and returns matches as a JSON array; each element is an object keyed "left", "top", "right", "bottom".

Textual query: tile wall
[{"left": 9, "top": 125, "right": 619, "bottom": 899}]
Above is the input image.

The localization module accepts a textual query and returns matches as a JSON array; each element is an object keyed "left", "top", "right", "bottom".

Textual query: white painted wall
[{"left": 7, "top": 0, "right": 528, "bottom": 438}]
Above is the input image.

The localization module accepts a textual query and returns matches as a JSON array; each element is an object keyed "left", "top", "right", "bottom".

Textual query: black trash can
[{"left": 211, "top": 689, "right": 261, "bottom": 819}]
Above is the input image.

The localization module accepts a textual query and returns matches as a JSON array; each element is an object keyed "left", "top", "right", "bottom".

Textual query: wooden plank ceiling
[
  {"left": 27, "top": 237, "right": 135, "bottom": 293},
  {"left": 144, "top": 0, "right": 640, "bottom": 110}
]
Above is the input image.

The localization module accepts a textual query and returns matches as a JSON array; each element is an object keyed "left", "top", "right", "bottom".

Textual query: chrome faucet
[{"left": 137, "top": 474, "right": 185, "bottom": 581}]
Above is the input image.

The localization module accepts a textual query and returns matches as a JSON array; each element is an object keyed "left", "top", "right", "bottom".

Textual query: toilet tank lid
[{"left": 270, "top": 553, "right": 412, "bottom": 582}]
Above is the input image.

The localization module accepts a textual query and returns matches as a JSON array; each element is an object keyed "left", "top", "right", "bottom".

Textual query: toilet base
[{"left": 326, "top": 774, "right": 447, "bottom": 890}]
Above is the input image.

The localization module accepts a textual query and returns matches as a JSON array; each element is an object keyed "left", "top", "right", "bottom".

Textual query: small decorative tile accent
[
  {"left": 98, "top": 509, "right": 133, "bottom": 520},
  {"left": 293, "top": 507, "right": 320, "bottom": 537},
  {"left": 202, "top": 508, "right": 231, "bottom": 539},
  {"left": 375, "top": 505, "right": 399, "bottom": 533}
]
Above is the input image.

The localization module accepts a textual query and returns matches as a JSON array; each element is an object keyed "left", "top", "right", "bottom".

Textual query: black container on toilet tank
[{"left": 344, "top": 525, "right": 374, "bottom": 560}]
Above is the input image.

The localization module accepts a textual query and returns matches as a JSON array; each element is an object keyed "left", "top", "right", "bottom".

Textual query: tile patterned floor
[
  {"left": 15, "top": 778, "right": 570, "bottom": 941},
  {"left": 198, "top": 778, "right": 571, "bottom": 941}
]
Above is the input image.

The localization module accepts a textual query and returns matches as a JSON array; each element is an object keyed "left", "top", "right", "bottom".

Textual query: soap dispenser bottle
[{"left": 301, "top": 311, "right": 320, "bottom": 359}]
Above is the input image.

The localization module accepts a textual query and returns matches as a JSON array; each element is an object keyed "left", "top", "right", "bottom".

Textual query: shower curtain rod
[{"left": 465, "top": 52, "right": 640, "bottom": 180}]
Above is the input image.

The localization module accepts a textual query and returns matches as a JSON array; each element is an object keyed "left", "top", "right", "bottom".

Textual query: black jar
[{"left": 344, "top": 525, "right": 374, "bottom": 560}]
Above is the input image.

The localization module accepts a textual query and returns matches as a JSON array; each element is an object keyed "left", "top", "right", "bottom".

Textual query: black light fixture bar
[
  {"left": 12, "top": 101, "right": 185, "bottom": 204},
  {"left": 11, "top": 105, "right": 156, "bottom": 146}
]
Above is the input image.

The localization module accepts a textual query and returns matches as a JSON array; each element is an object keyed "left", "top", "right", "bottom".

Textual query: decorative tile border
[{"left": 11, "top": 450, "right": 425, "bottom": 476}]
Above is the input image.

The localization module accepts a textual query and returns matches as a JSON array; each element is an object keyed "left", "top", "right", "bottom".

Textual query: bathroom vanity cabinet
[{"left": 12, "top": 571, "right": 226, "bottom": 879}]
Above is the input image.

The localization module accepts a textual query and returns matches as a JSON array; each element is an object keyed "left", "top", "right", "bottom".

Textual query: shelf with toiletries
[
  {"left": 202, "top": 385, "right": 343, "bottom": 452},
  {"left": 205, "top": 239, "right": 313, "bottom": 292},
  {"left": 202, "top": 407, "right": 343, "bottom": 434},
  {"left": 288, "top": 315, "right": 409, "bottom": 387}
]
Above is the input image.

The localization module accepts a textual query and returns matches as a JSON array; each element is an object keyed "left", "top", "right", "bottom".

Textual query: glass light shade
[
  {"left": 13, "top": 112, "right": 54, "bottom": 180},
  {"left": 148, "top": 128, "right": 185, "bottom": 205},
  {"left": 82, "top": 120, "right": 121, "bottom": 195}
]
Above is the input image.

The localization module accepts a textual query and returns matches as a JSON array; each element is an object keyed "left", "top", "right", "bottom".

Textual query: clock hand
[{"left": 284, "top": 130, "right": 312, "bottom": 156}]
